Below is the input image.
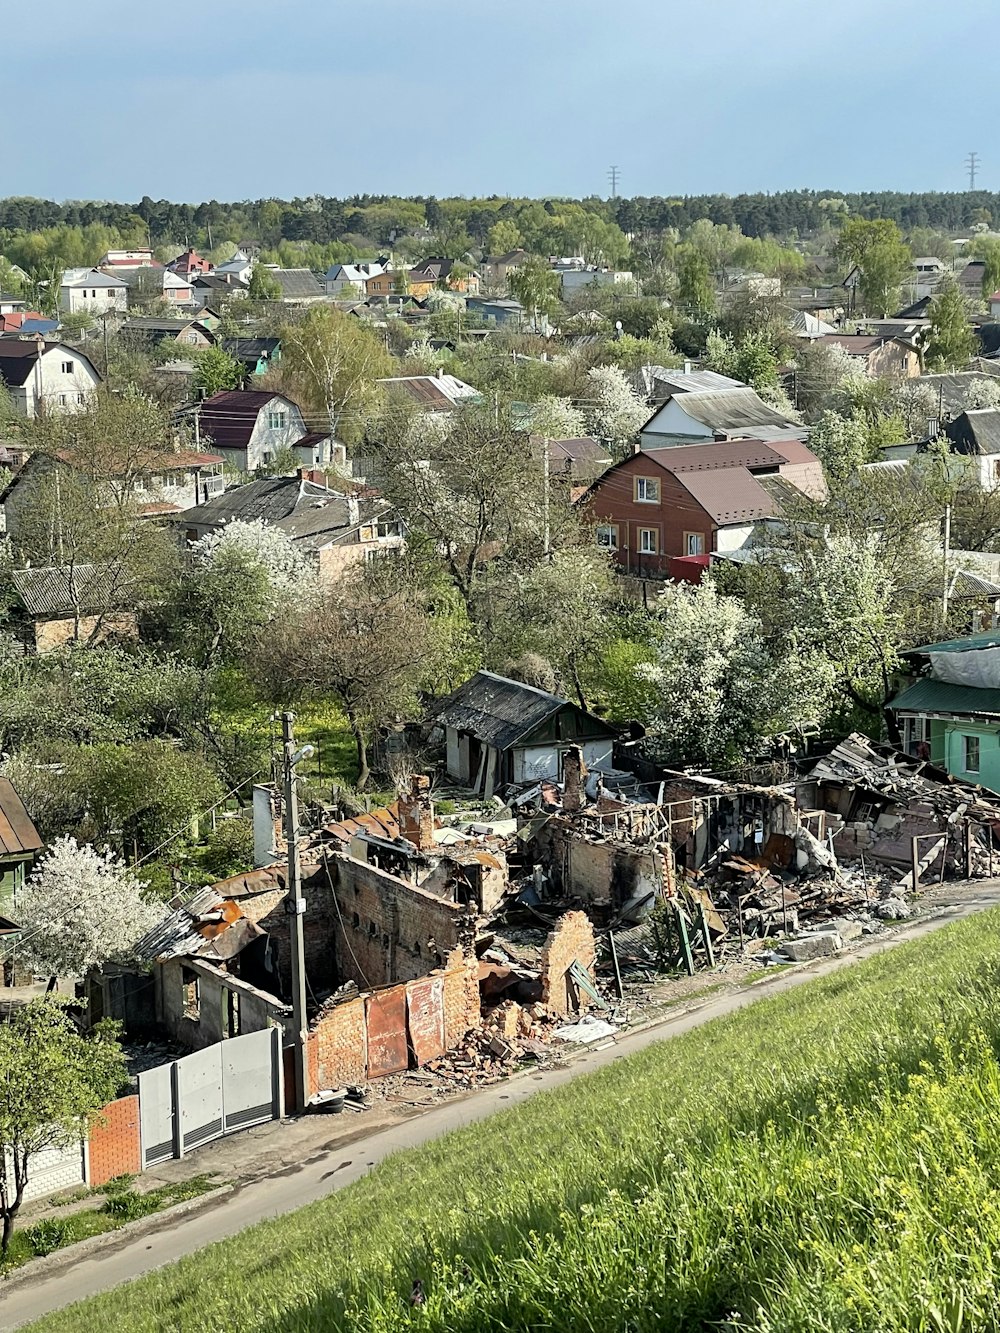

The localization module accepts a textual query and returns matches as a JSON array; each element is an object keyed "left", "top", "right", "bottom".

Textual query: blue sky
[{"left": 6, "top": 0, "right": 994, "bottom": 202}]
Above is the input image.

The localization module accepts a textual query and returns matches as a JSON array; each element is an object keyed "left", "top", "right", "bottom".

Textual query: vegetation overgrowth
[{"left": 30, "top": 909, "right": 1000, "bottom": 1332}]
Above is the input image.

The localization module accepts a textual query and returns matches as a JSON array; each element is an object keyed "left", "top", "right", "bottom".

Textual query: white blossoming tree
[
  {"left": 529, "top": 395, "right": 587, "bottom": 439},
  {"left": 585, "top": 365, "right": 648, "bottom": 456},
  {"left": 16, "top": 837, "right": 163, "bottom": 978}
]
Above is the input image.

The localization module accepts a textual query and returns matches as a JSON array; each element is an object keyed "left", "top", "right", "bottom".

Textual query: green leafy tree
[
  {"left": 193, "top": 344, "right": 244, "bottom": 397},
  {"left": 925, "top": 277, "right": 978, "bottom": 370},
  {"left": 836, "top": 218, "right": 912, "bottom": 315},
  {"left": 246, "top": 265, "right": 281, "bottom": 301},
  {"left": 487, "top": 219, "right": 522, "bottom": 256},
  {"left": 806, "top": 410, "right": 874, "bottom": 479},
  {"left": 971, "top": 236, "right": 1000, "bottom": 299},
  {"left": 0, "top": 998, "right": 125, "bottom": 1253},
  {"left": 676, "top": 246, "right": 716, "bottom": 318},
  {"left": 274, "top": 306, "right": 393, "bottom": 440},
  {"left": 509, "top": 257, "right": 561, "bottom": 329}
]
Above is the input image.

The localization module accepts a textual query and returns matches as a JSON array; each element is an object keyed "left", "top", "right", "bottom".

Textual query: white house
[
  {"left": 59, "top": 268, "right": 128, "bottom": 315},
  {"left": 214, "top": 250, "right": 253, "bottom": 282},
  {"left": 324, "top": 262, "right": 388, "bottom": 297},
  {"left": 639, "top": 388, "right": 802, "bottom": 448},
  {"left": 560, "top": 268, "right": 634, "bottom": 298},
  {"left": 0, "top": 338, "right": 101, "bottom": 416},
  {"left": 197, "top": 389, "right": 334, "bottom": 471}
]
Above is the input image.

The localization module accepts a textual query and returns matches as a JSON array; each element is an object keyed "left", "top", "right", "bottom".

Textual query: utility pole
[
  {"left": 608, "top": 165, "right": 620, "bottom": 199},
  {"left": 542, "top": 436, "right": 551, "bottom": 559},
  {"left": 966, "top": 151, "right": 980, "bottom": 191},
  {"left": 282, "top": 712, "right": 314, "bottom": 1115},
  {"left": 942, "top": 504, "right": 952, "bottom": 623}
]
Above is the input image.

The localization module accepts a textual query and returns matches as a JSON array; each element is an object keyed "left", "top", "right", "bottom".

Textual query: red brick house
[{"left": 582, "top": 438, "right": 826, "bottom": 577}]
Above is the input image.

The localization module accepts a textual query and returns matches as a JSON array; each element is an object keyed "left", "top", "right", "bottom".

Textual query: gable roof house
[
  {"left": 0, "top": 777, "right": 43, "bottom": 922},
  {"left": 376, "top": 371, "right": 479, "bottom": 413},
  {"left": 324, "top": 261, "right": 389, "bottom": 297},
  {"left": 196, "top": 390, "right": 335, "bottom": 471},
  {"left": 175, "top": 473, "right": 404, "bottom": 582},
  {"left": 409, "top": 257, "right": 480, "bottom": 294},
  {"left": 433, "top": 670, "right": 618, "bottom": 795},
  {"left": 585, "top": 437, "right": 826, "bottom": 576},
  {"left": 639, "top": 388, "right": 803, "bottom": 448},
  {"left": 59, "top": 267, "right": 128, "bottom": 315},
  {"left": 264, "top": 267, "right": 325, "bottom": 305},
  {"left": 944, "top": 409, "right": 1000, "bottom": 488},
  {"left": 0, "top": 338, "right": 101, "bottom": 416},
  {"left": 221, "top": 336, "right": 281, "bottom": 378},
  {"left": 480, "top": 249, "right": 530, "bottom": 291},
  {"left": 167, "top": 249, "right": 212, "bottom": 279},
  {"left": 191, "top": 274, "right": 248, "bottom": 309},
  {"left": 813, "top": 333, "right": 921, "bottom": 378},
  {"left": 214, "top": 250, "right": 254, "bottom": 281},
  {"left": 532, "top": 435, "right": 612, "bottom": 483},
  {"left": 9, "top": 563, "right": 140, "bottom": 655},
  {"left": 120, "top": 317, "right": 217, "bottom": 350},
  {"left": 958, "top": 260, "right": 988, "bottom": 304}
]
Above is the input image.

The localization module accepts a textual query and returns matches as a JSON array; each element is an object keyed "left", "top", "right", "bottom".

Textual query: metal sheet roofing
[
  {"left": 889, "top": 677, "right": 1000, "bottom": 718},
  {"left": 906, "top": 632, "right": 1000, "bottom": 654},
  {"left": 11, "top": 563, "right": 131, "bottom": 617},
  {"left": 434, "top": 670, "right": 612, "bottom": 751},
  {"left": 646, "top": 388, "right": 796, "bottom": 434},
  {"left": 0, "top": 779, "right": 43, "bottom": 858}
]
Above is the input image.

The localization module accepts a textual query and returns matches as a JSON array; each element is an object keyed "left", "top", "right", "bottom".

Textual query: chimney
[
  {"left": 561, "top": 745, "right": 588, "bottom": 814},
  {"left": 347, "top": 492, "right": 360, "bottom": 526},
  {"left": 398, "top": 775, "right": 434, "bottom": 851},
  {"left": 683, "top": 359, "right": 693, "bottom": 375},
  {"left": 436, "top": 364, "right": 444, "bottom": 379}
]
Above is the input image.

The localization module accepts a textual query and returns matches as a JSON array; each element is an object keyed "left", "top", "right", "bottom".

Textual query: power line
[
  {"left": 608, "top": 166, "right": 620, "bottom": 200},
  {"left": 967, "top": 151, "right": 980, "bottom": 191}
]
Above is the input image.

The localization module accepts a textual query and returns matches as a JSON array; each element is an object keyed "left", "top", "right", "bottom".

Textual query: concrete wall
[{"left": 158, "top": 957, "right": 289, "bottom": 1051}]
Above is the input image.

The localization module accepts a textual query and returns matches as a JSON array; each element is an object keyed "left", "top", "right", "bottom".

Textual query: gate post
[{"left": 171, "top": 1061, "right": 184, "bottom": 1160}]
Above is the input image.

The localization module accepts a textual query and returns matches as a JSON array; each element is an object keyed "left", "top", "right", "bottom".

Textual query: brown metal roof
[{"left": 0, "top": 779, "right": 43, "bottom": 858}]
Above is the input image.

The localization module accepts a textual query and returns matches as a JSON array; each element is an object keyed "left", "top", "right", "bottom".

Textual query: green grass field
[{"left": 30, "top": 911, "right": 1000, "bottom": 1332}]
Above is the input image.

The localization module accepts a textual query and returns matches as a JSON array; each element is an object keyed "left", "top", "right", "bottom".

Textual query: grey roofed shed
[
  {"left": 11, "top": 563, "right": 130, "bottom": 616},
  {"left": 946, "top": 408, "right": 1000, "bottom": 456},
  {"left": 433, "top": 670, "right": 617, "bottom": 794},
  {"left": 642, "top": 388, "right": 796, "bottom": 437}
]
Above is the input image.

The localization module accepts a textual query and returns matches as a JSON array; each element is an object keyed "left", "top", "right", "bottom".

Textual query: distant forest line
[{"left": 0, "top": 190, "right": 998, "bottom": 247}]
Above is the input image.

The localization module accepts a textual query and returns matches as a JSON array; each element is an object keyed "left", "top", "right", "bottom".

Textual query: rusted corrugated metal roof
[
  {"left": 324, "top": 802, "right": 400, "bottom": 843},
  {"left": 0, "top": 779, "right": 43, "bottom": 858}
]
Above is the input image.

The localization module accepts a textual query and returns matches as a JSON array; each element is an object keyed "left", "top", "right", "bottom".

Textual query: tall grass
[{"left": 30, "top": 910, "right": 1000, "bottom": 1332}]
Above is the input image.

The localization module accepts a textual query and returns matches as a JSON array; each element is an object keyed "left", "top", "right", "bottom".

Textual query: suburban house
[
  {"left": 59, "top": 268, "right": 128, "bottom": 315},
  {"left": 639, "top": 388, "right": 803, "bottom": 448},
  {"left": 944, "top": 410, "right": 1000, "bottom": 486},
  {"left": 120, "top": 317, "right": 217, "bottom": 350},
  {"left": 584, "top": 437, "right": 826, "bottom": 574},
  {"left": 365, "top": 270, "right": 427, "bottom": 298},
  {"left": 324, "top": 261, "right": 389, "bottom": 297},
  {"left": 197, "top": 390, "right": 334, "bottom": 471},
  {"left": 9, "top": 564, "right": 139, "bottom": 654},
  {"left": 409, "top": 258, "right": 480, "bottom": 294},
  {"left": 465, "top": 296, "right": 524, "bottom": 326},
  {"left": 890, "top": 632, "right": 1000, "bottom": 791},
  {"left": 1, "top": 446, "right": 225, "bottom": 539},
  {"left": 0, "top": 778, "right": 43, "bottom": 920},
  {"left": 0, "top": 338, "right": 101, "bottom": 416},
  {"left": 813, "top": 333, "right": 921, "bottom": 378},
  {"left": 480, "top": 249, "right": 530, "bottom": 291},
  {"left": 375, "top": 371, "right": 479, "bottom": 413},
  {"left": 532, "top": 435, "right": 612, "bottom": 483},
  {"left": 221, "top": 336, "right": 281, "bottom": 378},
  {"left": 264, "top": 268, "right": 325, "bottom": 305},
  {"left": 560, "top": 267, "right": 634, "bottom": 298},
  {"left": 192, "top": 274, "right": 247, "bottom": 308},
  {"left": 633, "top": 364, "right": 747, "bottom": 403},
  {"left": 174, "top": 473, "right": 404, "bottom": 580},
  {"left": 434, "top": 670, "right": 618, "bottom": 795},
  {"left": 214, "top": 250, "right": 254, "bottom": 282},
  {"left": 958, "top": 261, "right": 988, "bottom": 303},
  {"left": 99, "top": 249, "right": 155, "bottom": 268},
  {"left": 0, "top": 293, "right": 25, "bottom": 315},
  {"left": 168, "top": 249, "right": 212, "bottom": 279}
]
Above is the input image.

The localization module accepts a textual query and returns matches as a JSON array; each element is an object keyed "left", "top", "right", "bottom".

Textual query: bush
[
  {"left": 23, "top": 1217, "right": 69, "bottom": 1256},
  {"left": 102, "top": 1189, "right": 158, "bottom": 1223}
]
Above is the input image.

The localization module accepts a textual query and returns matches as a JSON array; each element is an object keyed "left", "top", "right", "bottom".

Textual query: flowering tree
[
  {"left": 16, "top": 837, "right": 162, "bottom": 978},
  {"left": 529, "top": 395, "right": 587, "bottom": 439},
  {"left": 585, "top": 365, "right": 647, "bottom": 456}
]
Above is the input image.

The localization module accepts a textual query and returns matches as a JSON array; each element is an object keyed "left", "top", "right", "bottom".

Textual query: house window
[
  {"left": 638, "top": 527, "right": 658, "bottom": 555},
  {"left": 61, "top": 361, "right": 73, "bottom": 374},
  {"left": 58, "top": 394, "right": 67, "bottom": 406},
  {"left": 595, "top": 524, "right": 618, "bottom": 550},
  {"left": 76, "top": 393, "right": 85, "bottom": 404},
  {"left": 267, "top": 410, "right": 287, "bottom": 429},
  {"left": 262, "top": 451, "right": 273, "bottom": 464},
  {"left": 684, "top": 531, "right": 705, "bottom": 556},
  {"left": 635, "top": 476, "right": 660, "bottom": 503},
  {"left": 182, "top": 967, "right": 201, "bottom": 1020},
  {"left": 964, "top": 735, "right": 981, "bottom": 773}
]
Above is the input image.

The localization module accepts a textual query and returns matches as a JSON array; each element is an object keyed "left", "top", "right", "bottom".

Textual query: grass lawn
[{"left": 28, "top": 911, "right": 1000, "bottom": 1332}]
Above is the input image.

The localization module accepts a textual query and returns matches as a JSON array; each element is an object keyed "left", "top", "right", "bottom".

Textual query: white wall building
[
  {"left": 59, "top": 268, "right": 128, "bottom": 315},
  {"left": 0, "top": 339, "right": 101, "bottom": 416}
]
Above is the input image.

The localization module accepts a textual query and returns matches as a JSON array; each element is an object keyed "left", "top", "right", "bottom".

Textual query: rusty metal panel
[
  {"left": 365, "top": 985, "right": 408, "bottom": 1078},
  {"left": 406, "top": 976, "right": 446, "bottom": 1066}
]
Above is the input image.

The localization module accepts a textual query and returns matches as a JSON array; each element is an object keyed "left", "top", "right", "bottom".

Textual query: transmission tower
[
  {"left": 608, "top": 165, "right": 620, "bottom": 199},
  {"left": 967, "top": 151, "right": 980, "bottom": 191}
]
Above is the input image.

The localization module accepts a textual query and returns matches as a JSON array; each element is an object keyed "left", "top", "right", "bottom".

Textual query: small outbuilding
[{"left": 434, "top": 671, "right": 617, "bottom": 795}]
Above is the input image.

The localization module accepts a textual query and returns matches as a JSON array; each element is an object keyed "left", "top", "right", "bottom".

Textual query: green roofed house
[{"left": 890, "top": 632, "right": 1000, "bottom": 791}]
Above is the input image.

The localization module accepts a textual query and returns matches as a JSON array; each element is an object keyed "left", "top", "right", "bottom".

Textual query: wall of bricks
[
  {"left": 439, "top": 957, "right": 480, "bottom": 1048},
  {"left": 87, "top": 1096, "right": 141, "bottom": 1187},
  {"left": 327, "top": 852, "right": 473, "bottom": 990},
  {"left": 309, "top": 996, "right": 368, "bottom": 1092},
  {"left": 541, "top": 911, "right": 597, "bottom": 1016}
]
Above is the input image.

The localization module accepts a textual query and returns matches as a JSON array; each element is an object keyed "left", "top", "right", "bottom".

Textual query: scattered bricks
[
  {"left": 541, "top": 910, "right": 598, "bottom": 1016},
  {"left": 779, "top": 932, "right": 843, "bottom": 962},
  {"left": 487, "top": 1036, "right": 513, "bottom": 1060}
]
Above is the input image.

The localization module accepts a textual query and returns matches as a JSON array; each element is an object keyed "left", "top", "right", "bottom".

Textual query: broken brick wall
[
  {"left": 327, "top": 852, "right": 474, "bottom": 991},
  {"left": 541, "top": 910, "right": 597, "bottom": 1016},
  {"left": 308, "top": 996, "right": 368, "bottom": 1093}
]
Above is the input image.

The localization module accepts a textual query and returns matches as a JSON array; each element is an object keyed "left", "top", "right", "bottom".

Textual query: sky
[{"left": 5, "top": 0, "right": 996, "bottom": 203}]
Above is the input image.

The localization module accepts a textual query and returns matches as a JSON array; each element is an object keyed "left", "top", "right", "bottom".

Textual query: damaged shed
[{"left": 434, "top": 671, "right": 617, "bottom": 797}]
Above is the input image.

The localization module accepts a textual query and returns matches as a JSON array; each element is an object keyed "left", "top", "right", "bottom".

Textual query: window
[
  {"left": 58, "top": 394, "right": 67, "bottom": 406},
  {"left": 76, "top": 392, "right": 85, "bottom": 404},
  {"left": 684, "top": 531, "right": 705, "bottom": 556},
  {"left": 964, "top": 735, "right": 981, "bottom": 773},
  {"left": 638, "top": 527, "right": 658, "bottom": 555},
  {"left": 267, "top": 410, "right": 287, "bottom": 429},
  {"left": 61, "top": 360, "right": 73, "bottom": 374},
  {"left": 182, "top": 967, "right": 201, "bottom": 1020},
  {"left": 635, "top": 476, "right": 660, "bottom": 503},
  {"left": 261, "top": 451, "right": 273, "bottom": 465},
  {"left": 595, "top": 524, "right": 618, "bottom": 550}
]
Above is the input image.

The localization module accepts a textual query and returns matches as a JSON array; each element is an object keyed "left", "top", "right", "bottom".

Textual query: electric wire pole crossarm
[{"left": 281, "top": 712, "right": 315, "bottom": 1115}]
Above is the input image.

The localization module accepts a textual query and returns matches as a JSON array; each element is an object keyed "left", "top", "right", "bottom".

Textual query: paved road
[{"left": 5, "top": 885, "right": 1000, "bottom": 1330}]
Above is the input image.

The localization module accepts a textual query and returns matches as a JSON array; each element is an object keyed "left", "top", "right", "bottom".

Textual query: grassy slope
[{"left": 31, "top": 911, "right": 1000, "bottom": 1333}]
